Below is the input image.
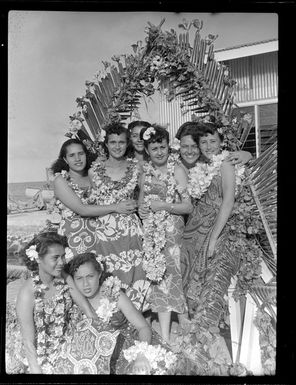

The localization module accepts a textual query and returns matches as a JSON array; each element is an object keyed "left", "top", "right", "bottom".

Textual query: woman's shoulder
[{"left": 16, "top": 276, "right": 34, "bottom": 305}]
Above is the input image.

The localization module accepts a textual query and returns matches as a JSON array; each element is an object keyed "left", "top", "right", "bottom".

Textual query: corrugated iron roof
[{"left": 215, "top": 38, "right": 278, "bottom": 53}]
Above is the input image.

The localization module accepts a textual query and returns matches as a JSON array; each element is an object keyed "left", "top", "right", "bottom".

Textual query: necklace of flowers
[
  {"left": 123, "top": 341, "right": 177, "bottom": 375},
  {"left": 32, "top": 271, "right": 71, "bottom": 373},
  {"left": 142, "top": 154, "right": 178, "bottom": 282},
  {"left": 94, "top": 276, "right": 122, "bottom": 324},
  {"left": 187, "top": 150, "right": 245, "bottom": 199},
  {"left": 90, "top": 159, "right": 139, "bottom": 205}
]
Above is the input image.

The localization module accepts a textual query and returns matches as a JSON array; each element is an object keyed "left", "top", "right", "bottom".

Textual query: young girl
[
  {"left": 61, "top": 252, "right": 152, "bottom": 374},
  {"left": 6, "top": 232, "right": 95, "bottom": 374},
  {"left": 138, "top": 125, "right": 193, "bottom": 343}
]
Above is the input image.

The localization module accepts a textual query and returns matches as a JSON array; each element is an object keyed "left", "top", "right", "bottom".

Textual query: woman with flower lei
[
  {"left": 6, "top": 232, "right": 97, "bottom": 374},
  {"left": 55, "top": 252, "right": 159, "bottom": 374},
  {"left": 138, "top": 125, "right": 193, "bottom": 344},
  {"left": 88, "top": 123, "right": 150, "bottom": 313}
]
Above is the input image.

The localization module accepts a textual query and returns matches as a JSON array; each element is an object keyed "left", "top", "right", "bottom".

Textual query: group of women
[{"left": 6, "top": 119, "right": 252, "bottom": 375}]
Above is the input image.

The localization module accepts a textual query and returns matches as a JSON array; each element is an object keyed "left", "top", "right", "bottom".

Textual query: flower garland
[
  {"left": 188, "top": 150, "right": 245, "bottom": 199},
  {"left": 123, "top": 341, "right": 177, "bottom": 375},
  {"left": 95, "top": 276, "right": 122, "bottom": 324},
  {"left": 32, "top": 272, "right": 72, "bottom": 373},
  {"left": 89, "top": 159, "right": 139, "bottom": 205},
  {"left": 142, "top": 154, "right": 178, "bottom": 282}
]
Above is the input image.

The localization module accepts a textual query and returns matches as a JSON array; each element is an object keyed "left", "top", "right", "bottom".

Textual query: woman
[
  {"left": 6, "top": 232, "right": 96, "bottom": 374},
  {"left": 51, "top": 139, "right": 137, "bottom": 255},
  {"left": 55, "top": 252, "right": 152, "bottom": 374},
  {"left": 181, "top": 123, "right": 245, "bottom": 323},
  {"left": 138, "top": 125, "right": 193, "bottom": 343},
  {"left": 89, "top": 123, "right": 150, "bottom": 312},
  {"left": 127, "top": 120, "right": 151, "bottom": 164}
]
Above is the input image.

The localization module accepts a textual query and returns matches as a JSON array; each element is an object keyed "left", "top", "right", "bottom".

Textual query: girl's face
[
  {"left": 131, "top": 126, "right": 145, "bottom": 153},
  {"left": 73, "top": 262, "right": 101, "bottom": 298},
  {"left": 199, "top": 132, "right": 222, "bottom": 160},
  {"left": 64, "top": 144, "right": 87, "bottom": 173},
  {"left": 147, "top": 138, "right": 169, "bottom": 167},
  {"left": 38, "top": 244, "right": 65, "bottom": 278},
  {"left": 106, "top": 133, "right": 127, "bottom": 160},
  {"left": 180, "top": 135, "right": 200, "bottom": 166}
]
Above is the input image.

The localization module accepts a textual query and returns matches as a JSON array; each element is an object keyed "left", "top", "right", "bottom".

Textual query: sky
[{"left": 8, "top": 11, "right": 278, "bottom": 183}]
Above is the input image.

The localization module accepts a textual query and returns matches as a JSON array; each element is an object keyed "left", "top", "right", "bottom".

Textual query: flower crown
[{"left": 143, "top": 126, "right": 156, "bottom": 141}]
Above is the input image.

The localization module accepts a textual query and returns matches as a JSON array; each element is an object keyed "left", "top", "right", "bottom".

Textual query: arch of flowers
[{"left": 63, "top": 19, "right": 276, "bottom": 375}]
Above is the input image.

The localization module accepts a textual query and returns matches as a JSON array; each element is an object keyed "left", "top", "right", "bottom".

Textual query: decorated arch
[{"left": 64, "top": 19, "right": 277, "bottom": 375}]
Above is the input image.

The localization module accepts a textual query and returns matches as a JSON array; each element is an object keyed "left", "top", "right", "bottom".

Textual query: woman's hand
[
  {"left": 226, "top": 151, "right": 252, "bottom": 165},
  {"left": 132, "top": 353, "right": 151, "bottom": 375},
  {"left": 116, "top": 200, "right": 137, "bottom": 214},
  {"left": 150, "top": 200, "right": 166, "bottom": 212},
  {"left": 138, "top": 203, "right": 150, "bottom": 219}
]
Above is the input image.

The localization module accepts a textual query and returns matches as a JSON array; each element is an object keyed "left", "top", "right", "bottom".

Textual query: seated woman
[
  {"left": 6, "top": 232, "right": 96, "bottom": 374},
  {"left": 56, "top": 253, "right": 173, "bottom": 375}
]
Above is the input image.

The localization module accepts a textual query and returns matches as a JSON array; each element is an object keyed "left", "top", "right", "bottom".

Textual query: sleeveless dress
[
  {"left": 54, "top": 276, "right": 163, "bottom": 374},
  {"left": 90, "top": 159, "right": 150, "bottom": 312},
  {"left": 141, "top": 159, "right": 188, "bottom": 314},
  {"left": 55, "top": 171, "right": 98, "bottom": 255},
  {"left": 6, "top": 272, "right": 73, "bottom": 374}
]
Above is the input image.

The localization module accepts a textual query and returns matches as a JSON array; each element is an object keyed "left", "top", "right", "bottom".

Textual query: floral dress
[
  {"left": 6, "top": 272, "right": 73, "bottom": 374},
  {"left": 90, "top": 159, "right": 150, "bottom": 311},
  {"left": 141, "top": 156, "right": 188, "bottom": 314},
  {"left": 54, "top": 170, "right": 98, "bottom": 255}
]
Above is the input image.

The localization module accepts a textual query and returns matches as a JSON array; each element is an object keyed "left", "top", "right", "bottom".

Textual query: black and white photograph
[{"left": 5, "top": 9, "right": 279, "bottom": 377}]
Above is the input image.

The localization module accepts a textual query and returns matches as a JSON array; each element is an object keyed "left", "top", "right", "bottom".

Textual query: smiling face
[
  {"left": 38, "top": 244, "right": 65, "bottom": 278},
  {"left": 199, "top": 131, "right": 222, "bottom": 160},
  {"left": 130, "top": 125, "right": 145, "bottom": 153},
  {"left": 64, "top": 143, "right": 87, "bottom": 173},
  {"left": 180, "top": 135, "right": 200, "bottom": 166},
  {"left": 73, "top": 261, "right": 101, "bottom": 299},
  {"left": 106, "top": 133, "right": 127, "bottom": 160},
  {"left": 147, "top": 138, "right": 169, "bottom": 167}
]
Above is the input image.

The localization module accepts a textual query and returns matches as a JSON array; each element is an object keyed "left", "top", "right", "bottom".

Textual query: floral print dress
[
  {"left": 90, "top": 159, "right": 150, "bottom": 311},
  {"left": 55, "top": 171, "right": 98, "bottom": 255}
]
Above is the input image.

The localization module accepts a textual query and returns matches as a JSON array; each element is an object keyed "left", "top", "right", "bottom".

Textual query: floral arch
[{"left": 63, "top": 19, "right": 276, "bottom": 375}]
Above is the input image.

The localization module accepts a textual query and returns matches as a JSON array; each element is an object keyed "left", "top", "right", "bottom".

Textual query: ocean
[{"left": 8, "top": 181, "right": 52, "bottom": 203}]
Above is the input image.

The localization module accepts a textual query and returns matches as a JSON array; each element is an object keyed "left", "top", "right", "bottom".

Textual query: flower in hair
[
  {"left": 217, "top": 127, "right": 223, "bottom": 135},
  {"left": 96, "top": 255, "right": 104, "bottom": 269},
  {"left": 26, "top": 245, "right": 39, "bottom": 261},
  {"left": 143, "top": 126, "right": 156, "bottom": 141},
  {"left": 170, "top": 138, "right": 180, "bottom": 151},
  {"left": 65, "top": 247, "right": 74, "bottom": 263},
  {"left": 97, "top": 129, "right": 106, "bottom": 142}
]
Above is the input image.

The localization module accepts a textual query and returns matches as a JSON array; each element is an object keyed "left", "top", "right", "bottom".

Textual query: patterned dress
[
  {"left": 142, "top": 161, "right": 188, "bottom": 314},
  {"left": 90, "top": 159, "right": 150, "bottom": 311},
  {"left": 181, "top": 174, "right": 241, "bottom": 324},
  {"left": 55, "top": 171, "right": 98, "bottom": 255},
  {"left": 6, "top": 272, "right": 73, "bottom": 374}
]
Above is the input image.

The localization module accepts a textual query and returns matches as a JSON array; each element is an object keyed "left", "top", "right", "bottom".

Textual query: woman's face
[
  {"left": 106, "top": 133, "right": 127, "bottom": 160},
  {"left": 179, "top": 135, "right": 200, "bottom": 166},
  {"left": 38, "top": 244, "right": 65, "bottom": 278},
  {"left": 64, "top": 143, "right": 87, "bottom": 173},
  {"left": 147, "top": 138, "right": 169, "bottom": 167},
  {"left": 131, "top": 126, "right": 145, "bottom": 153},
  {"left": 73, "top": 262, "right": 101, "bottom": 299},
  {"left": 199, "top": 132, "right": 222, "bottom": 159}
]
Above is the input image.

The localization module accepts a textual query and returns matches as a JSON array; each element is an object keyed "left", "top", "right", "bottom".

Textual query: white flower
[
  {"left": 217, "top": 127, "right": 223, "bottom": 135},
  {"left": 97, "top": 129, "right": 106, "bottom": 142},
  {"left": 170, "top": 138, "right": 180, "bottom": 151},
  {"left": 64, "top": 247, "right": 74, "bottom": 263},
  {"left": 70, "top": 119, "right": 82, "bottom": 131},
  {"left": 143, "top": 126, "right": 156, "bottom": 140},
  {"left": 25, "top": 245, "right": 38, "bottom": 261},
  {"left": 96, "top": 298, "right": 117, "bottom": 323}
]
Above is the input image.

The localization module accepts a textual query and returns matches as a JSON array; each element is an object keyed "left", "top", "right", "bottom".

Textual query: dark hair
[
  {"left": 140, "top": 124, "right": 169, "bottom": 149},
  {"left": 175, "top": 121, "right": 205, "bottom": 145},
  {"left": 51, "top": 139, "right": 95, "bottom": 176},
  {"left": 65, "top": 252, "right": 111, "bottom": 287},
  {"left": 127, "top": 120, "right": 151, "bottom": 132},
  {"left": 20, "top": 232, "right": 68, "bottom": 271},
  {"left": 102, "top": 122, "right": 130, "bottom": 158},
  {"left": 198, "top": 122, "right": 224, "bottom": 142}
]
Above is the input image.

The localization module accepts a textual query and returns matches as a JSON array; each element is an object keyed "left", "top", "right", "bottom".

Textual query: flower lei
[
  {"left": 32, "top": 271, "right": 72, "bottom": 373},
  {"left": 188, "top": 150, "right": 245, "bottom": 199},
  {"left": 142, "top": 153, "right": 178, "bottom": 282},
  {"left": 123, "top": 341, "right": 177, "bottom": 375},
  {"left": 89, "top": 159, "right": 139, "bottom": 205},
  {"left": 95, "top": 276, "right": 122, "bottom": 324}
]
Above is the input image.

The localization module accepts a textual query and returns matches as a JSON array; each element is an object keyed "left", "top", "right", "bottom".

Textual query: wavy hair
[{"left": 140, "top": 124, "right": 169, "bottom": 149}]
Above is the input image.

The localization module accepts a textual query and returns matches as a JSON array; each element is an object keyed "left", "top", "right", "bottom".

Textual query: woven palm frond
[{"left": 249, "top": 141, "right": 277, "bottom": 259}]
